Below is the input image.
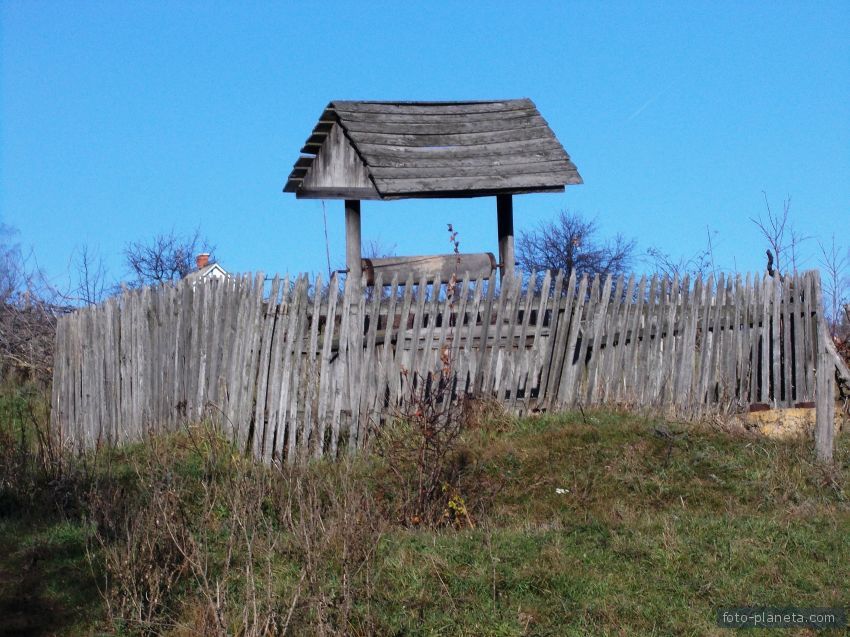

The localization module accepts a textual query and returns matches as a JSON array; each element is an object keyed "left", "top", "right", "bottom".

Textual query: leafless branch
[
  {"left": 74, "top": 244, "right": 116, "bottom": 306},
  {"left": 750, "top": 192, "right": 791, "bottom": 274},
  {"left": 818, "top": 235, "right": 850, "bottom": 337},
  {"left": 646, "top": 227, "right": 717, "bottom": 280},
  {"left": 0, "top": 225, "right": 65, "bottom": 384},
  {"left": 362, "top": 238, "right": 397, "bottom": 260},
  {"left": 124, "top": 228, "right": 215, "bottom": 286},
  {"left": 517, "top": 210, "right": 636, "bottom": 280}
]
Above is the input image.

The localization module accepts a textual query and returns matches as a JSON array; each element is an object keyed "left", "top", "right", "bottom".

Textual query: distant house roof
[
  {"left": 185, "top": 262, "right": 228, "bottom": 282},
  {"left": 284, "top": 99, "right": 582, "bottom": 200}
]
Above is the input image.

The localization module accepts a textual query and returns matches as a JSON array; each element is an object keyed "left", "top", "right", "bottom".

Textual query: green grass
[
  {"left": 0, "top": 518, "right": 103, "bottom": 636},
  {"left": 1, "top": 400, "right": 848, "bottom": 636},
  {"left": 364, "top": 412, "right": 849, "bottom": 636}
]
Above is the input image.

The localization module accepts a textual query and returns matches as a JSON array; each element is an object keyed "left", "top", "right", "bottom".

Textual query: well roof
[{"left": 284, "top": 99, "right": 582, "bottom": 199}]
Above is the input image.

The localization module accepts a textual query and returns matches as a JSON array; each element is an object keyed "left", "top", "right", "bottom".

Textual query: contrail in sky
[{"left": 626, "top": 92, "right": 662, "bottom": 122}]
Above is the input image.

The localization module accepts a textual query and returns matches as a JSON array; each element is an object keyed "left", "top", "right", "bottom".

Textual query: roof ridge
[{"left": 331, "top": 99, "right": 530, "bottom": 106}]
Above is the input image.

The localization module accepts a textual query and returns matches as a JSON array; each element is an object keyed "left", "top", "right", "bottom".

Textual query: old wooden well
[{"left": 284, "top": 99, "right": 582, "bottom": 284}]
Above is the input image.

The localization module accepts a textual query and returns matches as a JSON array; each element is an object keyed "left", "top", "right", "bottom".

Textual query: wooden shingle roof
[{"left": 284, "top": 99, "right": 582, "bottom": 199}]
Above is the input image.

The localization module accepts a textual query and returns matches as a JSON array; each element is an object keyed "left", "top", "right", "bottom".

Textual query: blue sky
[{"left": 2, "top": 1, "right": 848, "bottom": 287}]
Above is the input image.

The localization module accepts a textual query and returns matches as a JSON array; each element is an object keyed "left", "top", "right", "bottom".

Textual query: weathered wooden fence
[{"left": 51, "top": 270, "right": 838, "bottom": 462}]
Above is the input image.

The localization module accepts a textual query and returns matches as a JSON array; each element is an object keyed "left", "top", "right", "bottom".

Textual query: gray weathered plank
[
  {"left": 315, "top": 274, "right": 340, "bottom": 458},
  {"left": 557, "top": 272, "right": 587, "bottom": 407},
  {"left": 364, "top": 147, "right": 569, "bottom": 169},
  {"left": 357, "top": 138, "right": 566, "bottom": 161},
  {"left": 535, "top": 269, "right": 564, "bottom": 407},
  {"left": 342, "top": 115, "right": 549, "bottom": 136},
  {"left": 335, "top": 107, "right": 540, "bottom": 125},
  {"left": 585, "top": 274, "right": 614, "bottom": 405},
  {"left": 333, "top": 99, "right": 534, "bottom": 115}
]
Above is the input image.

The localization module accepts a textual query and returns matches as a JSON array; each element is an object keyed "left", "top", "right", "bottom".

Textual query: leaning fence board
[
  {"left": 659, "top": 275, "right": 683, "bottom": 405},
  {"left": 792, "top": 277, "right": 805, "bottom": 403},
  {"left": 621, "top": 275, "right": 647, "bottom": 404},
  {"left": 729, "top": 274, "right": 748, "bottom": 405},
  {"left": 527, "top": 270, "right": 553, "bottom": 407},
  {"left": 285, "top": 278, "right": 310, "bottom": 463},
  {"left": 509, "top": 273, "right": 536, "bottom": 407},
  {"left": 446, "top": 272, "right": 472, "bottom": 403},
  {"left": 636, "top": 276, "right": 659, "bottom": 404},
  {"left": 803, "top": 272, "right": 816, "bottom": 400},
  {"left": 536, "top": 270, "right": 565, "bottom": 408},
  {"left": 315, "top": 275, "right": 340, "bottom": 458},
  {"left": 769, "top": 274, "right": 781, "bottom": 407},
  {"left": 357, "top": 273, "right": 384, "bottom": 450},
  {"left": 759, "top": 273, "right": 771, "bottom": 404},
  {"left": 500, "top": 274, "right": 524, "bottom": 401},
  {"left": 611, "top": 275, "right": 637, "bottom": 404},
  {"left": 301, "top": 273, "right": 325, "bottom": 456},
  {"left": 389, "top": 274, "right": 416, "bottom": 405},
  {"left": 649, "top": 276, "right": 672, "bottom": 404},
  {"left": 749, "top": 275, "right": 762, "bottom": 403},
  {"left": 459, "top": 277, "right": 485, "bottom": 396},
  {"left": 415, "top": 277, "right": 443, "bottom": 388},
  {"left": 780, "top": 277, "right": 793, "bottom": 406},
  {"left": 586, "top": 274, "right": 614, "bottom": 405},
  {"left": 492, "top": 274, "right": 521, "bottom": 396},
  {"left": 556, "top": 272, "right": 586, "bottom": 408},
  {"left": 473, "top": 278, "right": 498, "bottom": 393},
  {"left": 482, "top": 274, "right": 512, "bottom": 394},
  {"left": 374, "top": 274, "right": 400, "bottom": 417},
  {"left": 600, "top": 275, "right": 627, "bottom": 403},
  {"left": 252, "top": 276, "right": 280, "bottom": 460},
  {"left": 709, "top": 274, "right": 729, "bottom": 406}
]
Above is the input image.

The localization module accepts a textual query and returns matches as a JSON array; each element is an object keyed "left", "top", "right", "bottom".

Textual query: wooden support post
[
  {"left": 813, "top": 273, "right": 834, "bottom": 464},
  {"left": 345, "top": 200, "right": 362, "bottom": 285},
  {"left": 815, "top": 331, "right": 835, "bottom": 463},
  {"left": 497, "top": 194, "right": 515, "bottom": 280}
]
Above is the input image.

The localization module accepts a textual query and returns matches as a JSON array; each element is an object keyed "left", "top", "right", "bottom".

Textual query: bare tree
[
  {"left": 0, "top": 224, "right": 24, "bottom": 303},
  {"left": 362, "top": 238, "right": 397, "bottom": 260},
  {"left": 750, "top": 192, "right": 805, "bottom": 275},
  {"left": 124, "top": 229, "right": 215, "bottom": 286},
  {"left": 646, "top": 246, "right": 712, "bottom": 280},
  {"left": 74, "top": 244, "right": 114, "bottom": 305},
  {"left": 516, "top": 210, "right": 636, "bottom": 278},
  {"left": 818, "top": 235, "right": 849, "bottom": 337},
  {"left": 0, "top": 225, "right": 61, "bottom": 383},
  {"left": 787, "top": 225, "right": 812, "bottom": 275},
  {"left": 647, "top": 225, "right": 719, "bottom": 279}
]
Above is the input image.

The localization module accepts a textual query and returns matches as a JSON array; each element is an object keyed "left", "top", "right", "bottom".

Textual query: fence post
[
  {"left": 815, "top": 333, "right": 835, "bottom": 463},
  {"left": 814, "top": 263, "right": 835, "bottom": 465}
]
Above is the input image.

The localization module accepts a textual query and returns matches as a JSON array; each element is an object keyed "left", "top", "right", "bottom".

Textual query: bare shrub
[
  {"left": 368, "top": 224, "right": 501, "bottom": 529},
  {"left": 281, "top": 458, "right": 385, "bottom": 636},
  {"left": 89, "top": 475, "right": 194, "bottom": 633},
  {"left": 86, "top": 421, "right": 385, "bottom": 636},
  {"left": 369, "top": 375, "right": 511, "bottom": 535},
  {"left": 0, "top": 383, "right": 73, "bottom": 515},
  {"left": 370, "top": 369, "right": 471, "bottom": 528}
]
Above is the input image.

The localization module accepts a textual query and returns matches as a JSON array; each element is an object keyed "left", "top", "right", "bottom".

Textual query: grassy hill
[{"left": 1, "top": 385, "right": 848, "bottom": 636}]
